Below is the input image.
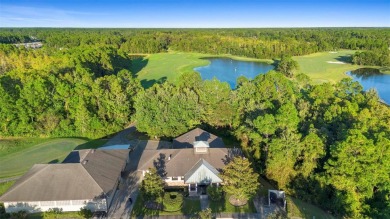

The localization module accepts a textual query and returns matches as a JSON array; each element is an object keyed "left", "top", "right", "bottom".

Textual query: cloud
[{"left": 0, "top": 4, "right": 109, "bottom": 27}]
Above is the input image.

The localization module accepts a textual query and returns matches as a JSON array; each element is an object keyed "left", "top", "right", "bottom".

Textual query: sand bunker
[{"left": 327, "top": 61, "right": 346, "bottom": 64}]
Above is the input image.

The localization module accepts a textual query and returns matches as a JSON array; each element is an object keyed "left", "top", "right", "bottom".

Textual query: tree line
[{"left": 0, "top": 28, "right": 389, "bottom": 66}]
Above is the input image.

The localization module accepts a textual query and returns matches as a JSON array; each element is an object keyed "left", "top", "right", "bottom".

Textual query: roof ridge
[
  {"left": 79, "top": 163, "right": 105, "bottom": 193},
  {"left": 0, "top": 164, "right": 51, "bottom": 199}
]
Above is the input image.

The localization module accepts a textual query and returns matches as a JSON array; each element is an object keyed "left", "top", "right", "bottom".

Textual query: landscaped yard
[
  {"left": 0, "top": 137, "right": 108, "bottom": 179},
  {"left": 209, "top": 194, "right": 256, "bottom": 214},
  {"left": 131, "top": 191, "right": 201, "bottom": 217}
]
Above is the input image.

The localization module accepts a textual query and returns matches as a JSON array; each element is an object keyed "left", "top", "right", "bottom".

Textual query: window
[
  {"left": 196, "top": 147, "right": 208, "bottom": 153},
  {"left": 172, "top": 177, "right": 179, "bottom": 181}
]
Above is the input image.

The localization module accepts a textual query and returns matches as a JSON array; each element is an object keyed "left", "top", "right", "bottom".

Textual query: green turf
[
  {"left": 209, "top": 194, "right": 256, "bottom": 214},
  {"left": 293, "top": 50, "right": 390, "bottom": 84},
  {"left": 0, "top": 138, "right": 87, "bottom": 179},
  {"left": 131, "top": 191, "right": 201, "bottom": 217},
  {"left": 131, "top": 50, "right": 388, "bottom": 87},
  {"left": 0, "top": 180, "right": 15, "bottom": 196},
  {"left": 287, "top": 196, "right": 335, "bottom": 219},
  {"left": 130, "top": 51, "right": 273, "bottom": 88}
]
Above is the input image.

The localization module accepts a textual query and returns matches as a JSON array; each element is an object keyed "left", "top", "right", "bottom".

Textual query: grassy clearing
[
  {"left": 293, "top": 50, "right": 389, "bottom": 84},
  {"left": 0, "top": 138, "right": 107, "bottom": 179},
  {"left": 130, "top": 51, "right": 272, "bottom": 88},
  {"left": 130, "top": 50, "right": 388, "bottom": 87}
]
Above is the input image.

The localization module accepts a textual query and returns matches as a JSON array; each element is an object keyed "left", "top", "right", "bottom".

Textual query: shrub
[
  {"left": 10, "top": 210, "right": 27, "bottom": 219},
  {"left": 78, "top": 207, "right": 92, "bottom": 219},
  {"left": 207, "top": 185, "right": 223, "bottom": 201},
  {"left": 44, "top": 208, "right": 63, "bottom": 218},
  {"left": 163, "top": 192, "right": 183, "bottom": 212},
  {"left": 198, "top": 208, "right": 213, "bottom": 219}
]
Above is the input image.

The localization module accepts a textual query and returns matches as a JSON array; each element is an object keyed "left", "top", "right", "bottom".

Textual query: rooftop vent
[{"left": 82, "top": 160, "right": 88, "bottom": 165}]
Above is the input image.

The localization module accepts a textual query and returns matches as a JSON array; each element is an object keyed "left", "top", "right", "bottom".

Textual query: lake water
[
  {"left": 194, "top": 58, "right": 274, "bottom": 88},
  {"left": 347, "top": 68, "right": 390, "bottom": 104}
]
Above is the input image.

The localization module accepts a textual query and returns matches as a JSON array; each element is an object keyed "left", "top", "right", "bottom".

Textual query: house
[
  {"left": 0, "top": 149, "right": 129, "bottom": 213},
  {"left": 136, "top": 128, "right": 240, "bottom": 195}
]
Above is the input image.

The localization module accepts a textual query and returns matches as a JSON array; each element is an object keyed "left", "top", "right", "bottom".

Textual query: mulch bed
[{"left": 229, "top": 195, "right": 248, "bottom": 207}]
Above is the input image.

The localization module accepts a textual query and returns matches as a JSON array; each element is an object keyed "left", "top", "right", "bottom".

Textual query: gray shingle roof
[
  {"left": 173, "top": 128, "right": 225, "bottom": 148},
  {"left": 137, "top": 148, "right": 230, "bottom": 177},
  {"left": 0, "top": 164, "right": 103, "bottom": 202},
  {"left": 0, "top": 149, "right": 129, "bottom": 202}
]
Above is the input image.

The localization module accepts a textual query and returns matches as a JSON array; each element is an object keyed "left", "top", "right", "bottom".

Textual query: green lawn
[
  {"left": 293, "top": 50, "right": 390, "bottom": 84},
  {"left": 0, "top": 138, "right": 107, "bottom": 179},
  {"left": 0, "top": 180, "right": 15, "bottom": 196},
  {"left": 130, "top": 50, "right": 388, "bottom": 87},
  {"left": 209, "top": 194, "right": 256, "bottom": 214},
  {"left": 131, "top": 191, "right": 201, "bottom": 217},
  {"left": 27, "top": 211, "right": 84, "bottom": 219},
  {"left": 130, "top": 51, "right": 273, "bottom": 88},
  {"left": 287, "top": 197, "right": 335, "bottom": 219}
]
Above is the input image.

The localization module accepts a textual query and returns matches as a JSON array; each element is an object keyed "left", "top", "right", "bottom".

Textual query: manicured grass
[
  {"left": 131, "top": 50, "right": 388, "bottom": 87},
  {"left": 0, "top": 137, "right": 107, "bottom": 179},
  {"left": 131, "top": 191, "right": 201, "bottom": 217},
  {"left": 293, "top": 50, "right": 389, "bottom": 84},
  {"left": 130, "top": 51, "right": 273, "bottom": 88},
  {"left": 0, "top": 180, "right": 15, "bottom": 196},
  {"left": 28, "top": 211, "right": 84, "bottom": 219},
  {"left": 287, "top": 196, "right": 335, "bottom": 219},
  {"left": 209, "top": 194, "right": 256, "bottom": 214}
]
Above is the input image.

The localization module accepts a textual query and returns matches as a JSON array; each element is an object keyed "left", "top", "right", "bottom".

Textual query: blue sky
[{"left": 0, "top": 0, "right": 389, "bottom": 27}]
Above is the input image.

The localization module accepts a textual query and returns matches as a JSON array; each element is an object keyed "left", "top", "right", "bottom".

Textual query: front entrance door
[{"left": 198, "top": 185, "right": 207, "bottom": 195}]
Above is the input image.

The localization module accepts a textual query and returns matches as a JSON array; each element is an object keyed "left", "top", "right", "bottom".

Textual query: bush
[
  {"left": 207, "top": 185, "right": 223, "bottom": 201},
  {"left": 163, "top": 192, "right": 183, "bottom": 212},
  {"left": 10, "top": 210, "right": 27, "bottom": 219},
  {"left": 78, "top": 207, "right": 92, "bottom": 219},
  {"left": 198, "top": 208, "right": 213, "bottom": 219},
  {"left": 44, "top": 208, "right": 63, "bottom": 218}
]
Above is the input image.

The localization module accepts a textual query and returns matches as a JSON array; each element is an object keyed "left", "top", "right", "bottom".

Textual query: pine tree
[{"left": 220, "top": 157, "right": 260, "bottom": 202}]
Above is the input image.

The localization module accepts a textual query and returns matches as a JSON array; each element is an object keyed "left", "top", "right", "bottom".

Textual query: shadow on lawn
[
  {"left": 129, "top": 55, "right": 148, "bottom": 76},
  {"left": 140, "top": 76, "right": 167, "bottom": 88},
  {"left": 335, "top": 55, "right": 352, "bottom": 63}
]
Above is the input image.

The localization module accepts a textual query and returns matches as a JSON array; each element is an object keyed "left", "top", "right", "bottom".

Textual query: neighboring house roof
[
  {"left": 0, "top": 149, "right": 129, "bottom": 202},
  {"left": 137, "top": 147, "right": 230, "bottom": 177},
  {"left": 184, "top": 159, "right": 222, "bottom": 184},
  {"left": 0, "top": 164, "right": 103, "bottom": 202},
  {"left": 173, "top": 128, "right": 225, "bottom": 148}
]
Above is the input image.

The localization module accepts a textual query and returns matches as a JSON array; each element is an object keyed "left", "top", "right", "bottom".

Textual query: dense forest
[
  {"left": 0, "top": 28, "right": 389, "bottom": 218},
  {"left": 1, "top": 28, "right": 389, "bottom": 64}
]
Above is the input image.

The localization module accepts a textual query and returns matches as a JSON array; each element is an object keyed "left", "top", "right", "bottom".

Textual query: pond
[
  {"left": 347, "top": 68, "right": 390, "bottom": 104},
  {"left": 194, "top": 58, "right": 274, "bottom": 88}
]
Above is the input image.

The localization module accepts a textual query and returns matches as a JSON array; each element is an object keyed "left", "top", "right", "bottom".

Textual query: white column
[
  {"left": 188, "top": 184, "right": 190, "bottom": 191},
  {"left": 195, "top": 183, "right": 197, "bottom": 192}
]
